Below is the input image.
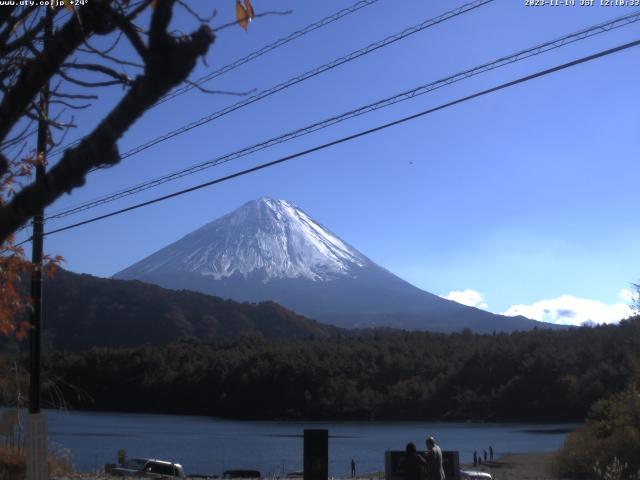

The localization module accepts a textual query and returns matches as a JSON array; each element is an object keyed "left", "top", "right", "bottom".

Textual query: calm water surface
[{"left": 44, "top": 410, "right": 579, "bottom": 476}]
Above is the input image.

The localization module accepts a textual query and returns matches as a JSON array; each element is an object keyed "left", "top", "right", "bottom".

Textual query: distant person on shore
[
  {"left": 489, "top": 446, "right": 493, "bottom": 462},
  {"left": 473, "top": 451, "right": 477, "bottom": 466},
  {"left": 423, "top": 437, "right": 445, "bottom": 480},
  {"left": 404, "top": 442, "right": 424, "bottom": 480},
  {"left": 483, "top": 450, "right": 487, "bottom": 463},
  {"left": 351, "top": 459, "right": 356, "bottom": 478}
]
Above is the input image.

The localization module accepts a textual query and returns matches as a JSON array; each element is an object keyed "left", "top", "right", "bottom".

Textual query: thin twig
[
  {"left": 112, "top": 13, "right": 149, "bottom": 61},
  {"left": 57, "top": 69, "right": 127, "bottom": 88},
  {"left": 77, "top": 43, "right": 144, "bottom": 69},
  {"left": 50, "top": 91, "right": 99, "bottom": 100},
  {"left": 50, "top": 99, "right": 91, "bottom": 110},
  {"left": 125, "top": 0, "right": 154, "bottom": 20},
  {"left": 183, "top": 79, "right": 256, "bottom": 97},
  {"left": 177, "top": 0, "right": 217, "bottom": 24},
  {"left": 62, "top": 62, "right": 133, "bottom": 85},
  {"left": 0, "top": 118, "right": 35, "bottom": 148}
]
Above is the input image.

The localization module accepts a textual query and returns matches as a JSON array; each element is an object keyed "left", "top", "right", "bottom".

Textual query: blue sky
[{"left": 17, "top": 0, "right": 640, "bottom": 325}]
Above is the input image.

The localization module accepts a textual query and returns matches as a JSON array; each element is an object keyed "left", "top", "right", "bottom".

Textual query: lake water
[{"left": 43, "top": 410, "right": 579, "bottom": 476}]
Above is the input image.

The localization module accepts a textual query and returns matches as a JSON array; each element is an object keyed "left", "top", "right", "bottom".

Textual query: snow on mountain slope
[
  {"left": 116, "top": 197, "right": 370, "bottom": 282},
  {"left": 115, "top": 197, "right": 560, "bottom": 333}
]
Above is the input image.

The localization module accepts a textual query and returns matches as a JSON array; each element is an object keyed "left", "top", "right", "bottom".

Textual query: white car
[
  {"left": 111, "top": 458, "right": 186, "bottom": 478},
  {"left": 460, "top": 470, "right": 493, "bottom": 480}
]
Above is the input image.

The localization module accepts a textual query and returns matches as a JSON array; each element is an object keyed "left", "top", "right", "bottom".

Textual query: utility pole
[{"left": 26, "top": 9, "right": 51, "bottom": 480}]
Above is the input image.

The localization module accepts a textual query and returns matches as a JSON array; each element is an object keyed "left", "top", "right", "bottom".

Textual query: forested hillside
[
  {"left": 42, "top": 317, "right": 640, "bottom": 421},
  {"left": 38, "top": 269, "right": 342, "bottom": 349}
]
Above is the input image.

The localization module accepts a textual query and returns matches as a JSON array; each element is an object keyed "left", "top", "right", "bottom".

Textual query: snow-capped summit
[{"left": 116, "top": 197, "right": 370, "bottom": 282}]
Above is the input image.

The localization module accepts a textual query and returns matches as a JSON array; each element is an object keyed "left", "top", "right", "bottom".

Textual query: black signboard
[{"left": 304, "top": 429, "right": 328, "bottom": 480}]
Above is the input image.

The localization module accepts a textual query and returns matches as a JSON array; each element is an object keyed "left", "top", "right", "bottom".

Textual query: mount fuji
[{"left": 114, "top": 197, "right": 556, "bottom": 333}]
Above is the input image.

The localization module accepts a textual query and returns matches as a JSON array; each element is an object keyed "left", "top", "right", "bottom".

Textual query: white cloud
[
  {"left": 441, "top": 289, "right": 488, "bottom": 310},
  {"left": 619, "top": 288, "right": 638, "bottom": 305},
  {"left": 502, "top": 290, "right": 635, "bottom": 326}
]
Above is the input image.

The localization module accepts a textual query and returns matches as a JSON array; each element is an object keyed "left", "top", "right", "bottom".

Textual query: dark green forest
[
  {"left": 39, "top": 317, "right": 640, "bottom": 421},
  {"left": 37, "top": 269, "right": 341, "bottom": 350}
]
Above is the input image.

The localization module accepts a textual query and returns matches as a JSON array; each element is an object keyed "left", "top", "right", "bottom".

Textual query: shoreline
[
  {"left": 38, "top": 406, "right": 585, "bottom": 423},
  {"left": 50, "top": 453, "right": 557, "bottom": 480},
  {"left": 461, "top": 452, "right": 554, "bottom": 480}
]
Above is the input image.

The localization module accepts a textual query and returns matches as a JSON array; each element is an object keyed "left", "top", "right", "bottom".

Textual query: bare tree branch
[
  {"left": 112, "top": 13, "right": 149, "bottom": 62},
  {"left": 0, "top": 1, "right": 120, "bottom": 143},
  {"left": 62, "top": 62, "right": 133, "bottom": 86},
  {"left": 125, "top": 0, "right": 154, "bottom": 20},
  {"left": 177, "top": 1, "right": 217, "bottom": 24},
  {"left": 50, "top": 99, "right": 92, "bottom": 110},
  {"left": 78, "top": 41, "right": 145, "bottom": 69},
  {"left": 50, "top": 91, "right": 99, "bottom": 100},
  {"left": 0, "top": 6, "right": 16, "bottom": 31},
  {"left": 0, "top": 6, "right": 36, "bottom": 51},
  {"left": 1, "top": 10, "right": 52, "bottom": 56},
  {"left": 0, "top": 118, "right": 35, "bottom": 149},
  {"left": 183, "top": 78, "right": 256, "bottom": 97},
  {"left": 0, "top": 0, "right": 215, "bottom": 242},
  {"left": 57, "top": 70, "right": 125, "bottom": 88},
  {"left": 24, "top": 108, "right": 76, "bottom": 130},
  {"left": 94, "top": 29, "right": 122, "bottom": 55}
]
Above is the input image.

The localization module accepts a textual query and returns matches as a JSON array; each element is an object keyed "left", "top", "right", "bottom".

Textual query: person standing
[
  {"left": 423, "top": 437, "right": 445, "bottom": 480},
  {"left": 473, "top": 451, "right": 477, "bottom": 466},
  {"left": 404, "top": 442, "right": 424, "bottom": 480},
  {"left": 351, "top": 459, "right": 356, "bottom": 478},
  {"left": 489, "top": 446, "right": 493, "bottom": 462},
  {"left": 483, "top": 450, "right": 487, "bottom": 463}
]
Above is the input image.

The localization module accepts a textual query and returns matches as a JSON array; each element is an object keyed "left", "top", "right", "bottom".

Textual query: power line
[
  {"left": 47, "top": 0, "right": 494, "bottom": 164},
  {"left": 117, "top": 0, "right": 494, "bottom": 160},
  {"left": 35, "top": 38, "right": 640, "bottom": 240},
  {"left": 157, "top": 0, "right": 381, "bottom": 106},
  {"left": 45, "top": 0, "right": 495, "bottom": 218},
  {"left": 47, "top": 0, "right": 380, "bottom": 158},
  {"left": 44, "top": 9, "right": 640, "bottom": 222}
]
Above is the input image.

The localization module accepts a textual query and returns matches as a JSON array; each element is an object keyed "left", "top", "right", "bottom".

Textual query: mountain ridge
[{"left": 115, "top": 197, "right": 562, "bottom": 333}]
